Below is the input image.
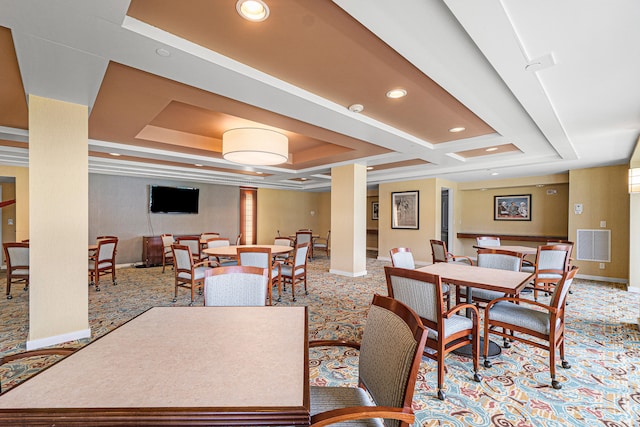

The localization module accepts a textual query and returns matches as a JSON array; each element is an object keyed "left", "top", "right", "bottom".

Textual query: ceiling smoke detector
[{"left": 348, "top": 103, "right": 364, "bottom": 113}]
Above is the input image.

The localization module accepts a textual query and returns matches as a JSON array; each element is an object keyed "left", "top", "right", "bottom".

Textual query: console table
[{"left": 141, "top": 235, "right": 199, "bottom": 267}]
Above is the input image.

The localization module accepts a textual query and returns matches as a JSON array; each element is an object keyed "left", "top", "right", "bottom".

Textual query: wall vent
[{"left": 576, "top": 229, "right": 611, "bottom": 262}]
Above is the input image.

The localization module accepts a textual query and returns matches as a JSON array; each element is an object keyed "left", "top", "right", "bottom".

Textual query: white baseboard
[
  {"left": 329, "top": 268, "right": 367, "bottom": 277},
  {"left": 575, "top": 273, "right": 628, "bottom": 284},
  {"left": 26, "top": 328, "right": 91, "bottom": 350}
]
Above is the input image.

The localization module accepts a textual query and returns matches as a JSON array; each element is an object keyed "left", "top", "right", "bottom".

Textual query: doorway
[{"left": 440, "top": 188, "right": 453, "bottom": 249}]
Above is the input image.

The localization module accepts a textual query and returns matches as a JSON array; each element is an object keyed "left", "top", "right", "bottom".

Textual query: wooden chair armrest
[
  {"left": 309, "top": 339, "right": 361, "bottom": 350},
  {"left": 445, "top": 303, "right": 479, "bottom": 319},
  {"left": 310, "top": 406, "right": 414, "bottom": 427},
  {"left": 449, "top": 253, "right": 474, "bottom": 266},
  {"left": 485, "top": 296, "right": 556, "bottom": 313},
  {"left": 1, "top": 348, "right": 76, "bottom": 366},
  {"left": 192, "top": 260, "right": 219, "bottom": 270}
]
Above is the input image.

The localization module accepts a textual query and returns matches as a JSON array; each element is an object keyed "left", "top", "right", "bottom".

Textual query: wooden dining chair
[
  {"left": 171, "top": 243, "right": 218, "bottom": 306},
  {"left": 160, "top": 233, "right": 175, "bottom": 273},
  {"left": 385, "top": 266, "right": 481, "bottom": 400},
  {"left": 3, "top": 242, "right": 29, "bottom": 300},
  {"left": 277, "top": 242, "right": 310, "bottom": 302},
  {"left": 295, "top": 231, "right": 313, "bottom": 260},
  {"left": 203, "top": 265, "right": 268, "bottom": 307},
  {"left": 476, "top": 236, "right": 501, "bottom": 247},
  {"left": 88, "top": 237, "right": 117, "bottom": 291},
  {"left": 312, "top": 230, "right": 330, "bottom": 258},
  {"left": 176, "top": 236, "right": 204, "bottom": 263},
  {"left": 522, "top": 244, "right": 573, "bottom": 301},
  {"left": 483, "top": 266, "right": 579, "bottom": 389},
  {"left": 309, "top": 294, "right": 427, "bottom": 427},
  {"left": 273, "top": 236, "right": 293, "bottom": 263},
  {"left": 205, "top": 237, "right": 235, "bottom": 265},
  {"left": 457, "top": 248, "right": 524, "bottom": 306},
  {"left": 430, "top": 239, "right": 473, "bottom": 265},
  {"left": 237, "top": 246, "right": 279, "bottom": 305}
]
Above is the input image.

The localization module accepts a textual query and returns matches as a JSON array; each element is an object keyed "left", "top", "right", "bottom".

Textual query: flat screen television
[{"left": 149, "top": 185, "right": 199, "bottom": 214}]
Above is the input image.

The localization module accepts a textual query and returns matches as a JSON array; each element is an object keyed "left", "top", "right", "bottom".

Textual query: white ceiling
[{"left": 0, "top": 0, "right": 638, "bottom": 191}]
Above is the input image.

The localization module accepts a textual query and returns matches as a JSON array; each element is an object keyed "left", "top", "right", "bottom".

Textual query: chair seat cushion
[
  {"left": 279, "top": 265, "right": 304, "bottom": 277},
  {"left": 11, "top": 268, "right": 29, "bottom": 275},
  {"left": 536, "top": 273, "right": 562, "bottom": 280},
  {"left": 310, "top": 386, "right": 384, "bottom": 427},
  {"left": 471, "top": 289, "right": 505, "bottom": 302},
  {"left": 428, "top": 314, "right": 472, "bottom": 340},
  {"left": 521, "top": 265, "right": 535, "bottom": 273},
  {"left": 488, "top": 302, "right": 551, "bottom": 335}
]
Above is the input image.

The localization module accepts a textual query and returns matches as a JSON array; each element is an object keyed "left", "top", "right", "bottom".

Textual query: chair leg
[
  {"left": 277, "top": 275, "right": 282, "bottom": 302},
  {"left": 437, "top": 351, "right": 446, "bottom": 400},
  {"left": 172, "top": 281, "right": 178, "bottom": 303},
  {"left": 6, "top": 279, "right": 12, "bottom": 300}
]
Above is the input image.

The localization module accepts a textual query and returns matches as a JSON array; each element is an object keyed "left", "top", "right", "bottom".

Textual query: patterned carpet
[{"left": 1, "top": 255, "right": 639, "bottom": 426}]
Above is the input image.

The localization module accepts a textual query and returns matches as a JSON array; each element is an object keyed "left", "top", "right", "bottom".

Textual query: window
[{"left": 240, "top": 187, "right": 257, "bottom": 245}]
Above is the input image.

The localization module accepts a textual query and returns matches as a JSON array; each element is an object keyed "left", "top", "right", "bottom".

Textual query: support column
[
  {"left": 27, "top": 95, "right": 90, "bottom": 349},
  {"left": 330, "top": 164, "right": 367, "bottom": 277}
]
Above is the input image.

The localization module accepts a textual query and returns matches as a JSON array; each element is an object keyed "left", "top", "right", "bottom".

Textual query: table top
[
  {"left": 203, "top": 244, "right": 293, "bottom": 257},
  {"left": 473, "top": 244, "right": 538, "bottom": 255},
  {"left": 0, "top": 306, "right": 310, "bottom": 425},
  {"left": 417, "top": 262, "right": 533, "bottom": 295}
]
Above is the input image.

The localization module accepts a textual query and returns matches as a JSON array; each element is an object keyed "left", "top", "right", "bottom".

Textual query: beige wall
[
  {"left": 569, "top": 165, "right": 629, "bottom": 280},
  {"left": 458, "top": 183, "right": 569, "bottom": 256},
  {"left": 1, "top": 182, "right": 17, "bottom": 246},
  {"left": 256, "top": 188, "right": 330, "bottom": 245},
  {"left": 378, "top": 178, "right": 439, "bottom": 263}
]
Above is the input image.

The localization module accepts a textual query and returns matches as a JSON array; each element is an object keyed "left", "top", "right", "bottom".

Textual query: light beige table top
[
  {"left": 203, "top": 244, "right": 293, "bottom": 257},
  {"left": 473, "top": 244, "right": 538, "bottom": 255},
  {"left": 0, "top": 306, "right": 310, "bottom": 425},
  {"left": 417, "top": 262, "right": 533, "bottom": 295}
]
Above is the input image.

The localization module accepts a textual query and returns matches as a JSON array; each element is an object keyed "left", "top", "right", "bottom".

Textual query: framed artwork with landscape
[
  {"left": 494, "top": 194, "right": 531, "bottom": 221},
  {"left": 391, "top": 191, "right": 419, "bottom": 229}
]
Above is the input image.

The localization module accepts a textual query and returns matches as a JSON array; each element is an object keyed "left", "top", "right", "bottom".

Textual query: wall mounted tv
[{"left": 149, "top": 185, "right": 199, "bottom": 214}]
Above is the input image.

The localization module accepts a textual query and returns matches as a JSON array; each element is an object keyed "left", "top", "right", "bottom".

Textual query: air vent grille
[{"left": 576, "top": 229, "right": 610, "bottom": 262}]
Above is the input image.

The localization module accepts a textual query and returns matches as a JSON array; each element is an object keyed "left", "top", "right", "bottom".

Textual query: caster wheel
[
  {"left": 437, "top": 390, "right": 445, "bottom": 401},
  {"left": 305, "top": 291, "right": 309, "bottom": 295},
  {"left": 172, "top": 298, "right": 177, "bottom": 303},
  {"left": 503, "top": 341, "right": 511, "bottom": 349},
  {"left": 95, "top": 287, "right": 101, "bottom": 292},
  {"left": 292, "top": 297, "right": 297, "bottom": 302},
  {"left": 552, "top": 380, "right": 562, "bottom": 390},
  {"left": 189, "top": 302, "right": 194, "bottom": 307},
  {"left": 484, "top": 360, "right": 492, "bottom": 368},
  {"left": 473, "top": 373, "right": 482, "bottom": 382},
  {"left": 277, "top": 297, "right": 281, "bottom": 302},
  {"left": 562, "top": 360, "right": 571, "bottom": 369},
  {"left": 7, "top": 295, "right": 12, "bottom": 300}
]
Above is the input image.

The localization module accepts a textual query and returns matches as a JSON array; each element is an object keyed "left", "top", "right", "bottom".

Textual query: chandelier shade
[{"left": 222, "top": 128, "right": 288, "bottom": 166}]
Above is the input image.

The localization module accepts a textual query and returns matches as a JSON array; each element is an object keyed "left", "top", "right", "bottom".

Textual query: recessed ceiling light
[
  {"left": 448, "top": 127, "right": 466, "bottom": 133},
  {"left": 366, "top": 166, "right": 374, "bottom": 171},
  {"left": 490, "top": 172, "right": 499, "bottom": 176},
  {"left": 155, "top": 48, "right": 170, "bottom": 57},
  {"left": 485, "top": 147, "right": 498, "bottom": 152},
  {"left": 256, "top": 171, "right": 263, "bottom": 174},
  {"left": 348, "top": 103, "right": 364, "bottom": 113},
  {"left": 194, "top": 163, "right": 203, "bottom": 167},
  {"left": 109, "top": 152, "right": 121, "bottom": 157},
  {"left": 300, "top": 178, "right": 307, "bottom": 181},
  {"left": 236, "top": 0, "right": 269, "bottom": 22},
  {"left": 386, "top": 88, "right": 407, "bottom": 99}
]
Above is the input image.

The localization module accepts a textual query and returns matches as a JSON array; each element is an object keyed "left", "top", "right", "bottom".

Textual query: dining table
[
  {"left": 202, "top": 244, "right": 294, "bottom": 258},
  {"left": 0, "top": 306, "right": 310, "bottom": 426},
  {"left": 473, "top": 244, "right": 538, "bottom": 256},
  {"left": 417, "top": 262, "right": 533, "bottom": 358}
]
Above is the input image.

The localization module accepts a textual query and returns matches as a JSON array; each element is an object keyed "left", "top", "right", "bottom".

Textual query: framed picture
[
  {"left": 494, "top": 194, "right": 531, "bottom": 221},
  {"left": 372, "top": 202, "right": 379, "bottom": 220},
  {"left": 391, "top": 191, "right": 419, "bottom": 229}
]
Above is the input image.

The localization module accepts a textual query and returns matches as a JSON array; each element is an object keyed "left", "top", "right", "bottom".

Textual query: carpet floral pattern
[{"left": 1, "top": 255, "right": 639, "bottom": 426}]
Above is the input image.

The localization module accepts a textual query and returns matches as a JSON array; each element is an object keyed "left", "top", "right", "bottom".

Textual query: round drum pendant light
[{"left": 222, "top": 128, "right": 288, "bottom": 166}]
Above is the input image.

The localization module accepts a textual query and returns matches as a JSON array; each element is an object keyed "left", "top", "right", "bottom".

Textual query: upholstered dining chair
[
  {"left": 204, "top": 237, "right": 235, "bottom": 265},
  {"left": 176, "top": 236, "right": 204, "bottom": 263},
  {"left": 160, "top": 233, "right": 175, "bottom": 273},
  {"left": 430, "top": 239, "right": 473, "bottom": 265},
  {"left": 200, "top": 232, "right": 219, "bottom": 241},
  {"left": 309, "top": 294, "right": 427, "bottom": 427},
  {"left": 203, "top": 265, "right": 268, "bottom": 307},
  {"left": 277, "top": 242, "right": 310, "bottom": 302},
  {"left": 171, "top": 243, "right": 218, "bottom": 306},
  {"left": 237, "top": 246, "right": 279, "bottom": 305},
  {"left": 295, "top": 231, "right": 313, "bottom": 260},
  {"left": 1, "top": 348, "right": 76, "bottom": 393},
  {"left": 390, "top": 247, "right": 452, "bottom": 310},
  {"left": 385, "top": 266, "right": 481, "bottom": 400},
  {"left": 3, "top": 242, "right": 29, "bottom": 300},
  {"left": 476, "top": 236, "right": 501, "bottom": 247},
  {"left": 88, "top": 237, "right": 117, "bottom": 291},
  {"left": 521, "top": 243, "right": 572, "bottom": 301},
  {"left": 483, "top": 266, "right": 579, "bottom": 389},
  {"left": 456, "top": 248, "right": 524, "bottom": 306},
  {"left": 312, "top": 230, "right": 330, "bottom": 258},
  {"left": 273, "top": 236, "right": 293, "bottom": 263}
]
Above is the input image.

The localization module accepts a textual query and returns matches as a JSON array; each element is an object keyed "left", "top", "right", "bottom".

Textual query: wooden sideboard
[{"left": 141, "top": 235, "right": 199, "bottom": 267}]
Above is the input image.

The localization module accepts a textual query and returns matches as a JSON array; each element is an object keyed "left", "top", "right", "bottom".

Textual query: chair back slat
[
  {"left": 389, "top": 247, "right": 415, "bottom": 269},
  {"left": 4, "top": 243, "right": 29, "bottom": 268},
  {"left": 177, "top": 237, "right": 201, "bottom": 259},
  {"left": 294, "top": 243, "right": 309, "bottom": 267},
  {"left": 476, "top": 236, "right": 501, "bottom": 247},
  {"left": 385, "top": 266, "right": 442, "bottom": 326},
  {"left": 172, "top": 244, "right": 193, "bottom": 272},
  {"left": 477, "top": 249, "right": 523, "bottom": 272},
  {"left": 430, "top": 239, "right": 448, "bottom": 263}
]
